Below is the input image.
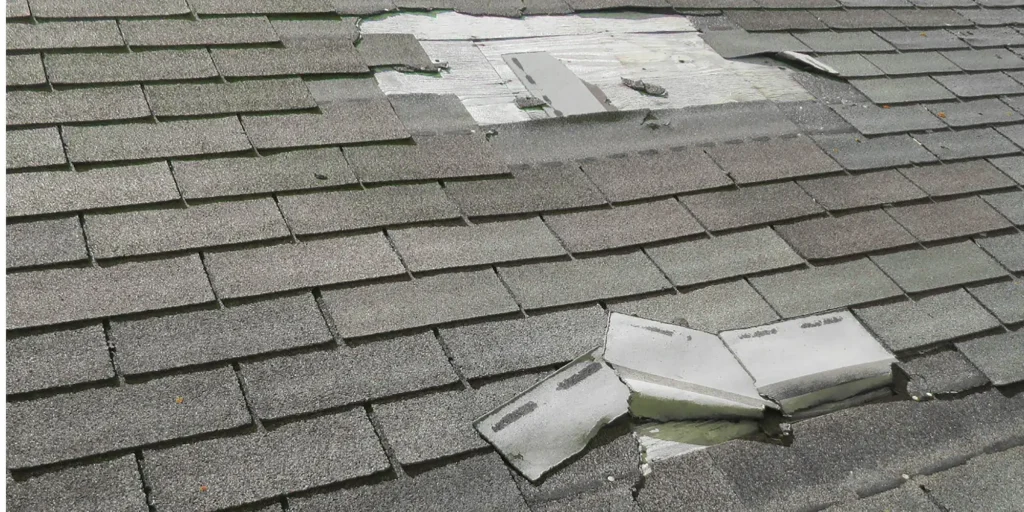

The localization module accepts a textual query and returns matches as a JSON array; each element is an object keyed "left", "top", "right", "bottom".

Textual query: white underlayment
[{"left": 364, "top": 11, "right": 813, "bottom": 124}]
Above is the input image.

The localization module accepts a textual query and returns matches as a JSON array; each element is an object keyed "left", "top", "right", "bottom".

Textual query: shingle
[
  {"left": 173, "top": 149, "right": 355, "bottom": 200},
  {"left": 269, "top": 18, "right": 360, "bottom": 45},
  {"left": 954, "top": 26, "right": 1024, "bottom": 47},
  {"left": 928, "top": 99, "right": 1024, "bottom": 128},
  {"left": 999, "top": 94, "right": 1024, "bottom": 115},
  {"left": 145, "top": 409, "right": 388, "bottom": 512},
  {"left": 322, "top": 269, "right": 519, "bottom": 338},
  {"left": 749, "top": 259, "right": 902, "bottom": 317},
  {"left": 933, "top": 72, "right": 1024, "bottom": 98},
  {"left": 609, "top": 279, "right": 780, "bottom": 332},
  {"left": 957, "top": 7, "right": 1024, "bottom": 25},
  {"left": 989, "top": 155, "right": 1024, "bottom": 184},
  {"left": 707, "top": 136, "right": 841, "bottom": 184},
  {"left": 64, "top": 117, "right": 250, "bottom": 164},
  {"left": 278, "top": 183, "right": 460, "bottom": 235},
  {"left": 854, "top": 290, "right": 1001, "bottom": 351},
  {"left": 386, "top": 94, "right": 478, "bottom": 135},
  {"left": 6, "top": 456, "right": 147, "bottom": 512},
  {"left": 849, "top": 77, "right": 956, "bottom": 103},
  {"left": 977, "top": 232, "right": 1024, "bottom": 271},
  {"left": 524, "top": 0, "right": 568, "bottom": 13},
  {"left": 900, "top": 160, "right": 1017, "bottom": 196},
  {"left": 211, "top": 43, "right": 367, "bottom": 77},
  {"left": 899, "top": 350, "right": 989, "bottom": 396},
  {"left": 841, "top": 0, "right": 909, "bottom": 5},
  {"left": 579, "top": 148, "right": 731, "bottom": 203},
  {"left": 204, "top": 234, "right": 404, "bottom": 299},
  {"left": 914, "top": 127, "right": 1020, "bottom": 160},
  {"left": 812, "top": 133, "right": 937, "bottom": 170},
  {"left": 996, "top": 122, "right": 1024, "bottom": 148},
  {"left": 727, "top": 10, "right": 827, "bottom": 31},
  {"left": 6, "top": 54, "right": 46, "bottom": 86},
  {"left": 6, "top": 127, "right": 66, "bottom": 169},
  {"left": 45, "top": 50, "right": 217, "bottom": 84},
  {"left": 357, "top": 33, "right": 435, "bottom": 70},
  {"left": 887, "top": 8, "right": 972, "bottom": 28},
  {"left": 533, "top": 483, "right": 640, "bottom": 512},
  {"left": 876, "top": 28, "right": 969, "bottom": 50},
  {"left": 7, "top": 0, "right": 29, "bottom": 17},
  {"left": 391, "top": 217, "right": 564, "bottom": 272},
  {"left": 700, "top": 30, "right": 810, "bottom": 59},
  {"left": 544, "top": 200, "right": 703, "bottom": 253},
  {"left": 240, "top": 103, "right": 409, "bottom": 149},
  {"left": 497, "top": 251, "right": 672, "bottom": 309},
  {"left": 6, "top": 254, "right": 214, "bottom": 330},
  {"left": 793, "top": 31, "right": 894, "bottom": 53},
  {"left": 815, "top": 54, "right": 885, "bottom": 78},
  {"left": 956, "top": 331, "right": 1024, "bottom": 386},
  {"left": 776, "top": 100, "right": 858, "bottom": 134},
  {"left": 7, "top": 86, "right": 150, "bottom": 126},
  {"left": 918, "top": 445, "right": 1024, "bottom": 512},
  {"left": 7, "top": 367, "right": 249, "bottom": 469},
  {"left": 646, "top": 227, "right": 803, "bottom": 287},
  {"left": 911, "top": 0, "right": 973, "bottom": 5},
  {"left": 6, "top": 20, "right": 123, "bottom": 50},
  {"left": 790, "top": 74, "right": 872, "bottom": 108},
  {"left": 983, "top": 189, "right": 1024, "bottom": 224},
  {"left": 452, "top": 0, "right": 528, "bottom": 16},
  {"left": 442, "top": 305, "right": 606, "bottom": 379},
  {"left": 6, "top": 216, "right": 87, "bottom": 268},
  {"left": 798, "top": 169, "right": 927, "bottom": 210},
  {"left": 813, "top": 9, "right": 903, "bottom": 29},
  {"left": 969, "top": 279, "right": 1024, "bottom": 324},
  {"left": 567, "top": 0, "right": 668, "bottom": 8},
  {"left": 682, "top": 182, "right": 823, "bottom": 231},
  {"left": 289, "top": 453, "right": 527, "bottom": 512},
  {"left": 7, "top": 162, "right": 179, "bottom": 217},
  {"left": 638, "top": 449, "right": 747, "bottom": 512},
  {"left": 888, "top": 197, "right": 1012, "bottom": 241},
  {"left": 776, "top": 210, "right": 917, "bottom": 260},
  {"left": 120, "top": 17, "right": 279, "bottom": 46},
  {"left": 344, "top": 133, "right": 506, "bottom": 183},
  {"left": 871, "top": 241, "right": 1007, "bottom": 293},
  {"left": 191, "top": 0, "right": 335, "bottom": 13},
  {"left": 147, "top": 78, "right": 316, "bottom": 117},
  {"left": 864, "top": 51, "right": 960, "bottom": 75},
  {"left": 29, "top": 0, "right": 189, "bottom": 16},
  {"left": 830, "top": 104, "right": 945, "bottom": 136},
  {"left": 6, "top": 325, "right": 113, "bottom": 395},
  {"left": 444, "top": 165, "right": 606, "bottom": 217},
  {"left": 242, "top": 332, "right": 457, "bottom": 420}
]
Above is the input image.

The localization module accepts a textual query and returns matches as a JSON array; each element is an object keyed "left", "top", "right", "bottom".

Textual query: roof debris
[{"left": 621, "top": 77, "right": 668, "bottom": 97}]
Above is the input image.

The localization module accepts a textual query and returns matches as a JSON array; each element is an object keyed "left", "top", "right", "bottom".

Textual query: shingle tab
[
  {"left": 6, "top": 216, "right": 87, "bottom": 269},
  {"left": 977, "top": 232, "right": 1024, "bottom": 271},
  {"left": 6, "top": 456, "right": 147, "bottom": 512},
  {"left": 969, "top": 279, "right": 1024, "bottom": 324},
  {"left": 792, "top": 31, "right": 894, "bottom": 52},
  {"left": 387, "top": 93, "right": 478, "bottom": 135},
  {"left": 29, "top": 0, "right": 190, "bottom": 17},
  {"left": 900, "top": 350, "right": 989, "bottom": 396},
  {"left": 682, "top": 182, "right": 822, "bottom": 231},
  {"left": 915, "top": 127, "right": 1020, "bottom": 160},
  {"left": 928, "top": 99, "right": 1024, "bottom": 128},
  {"left": 345, "top": 133, "right": 505, "bottom": 183},
  {"left": 886, "top": 7, "right": 972, "bottom": 27},
  {"left": 45, "top": 50, "right": 217, "bottom": 85},
  {"left": 855, "top": 290, "right": 1001, "bottom": 351},
  {"left": 357, "top": 33, "right": 435, "bottom": 70},
  {"left": 173, "top": 148, "right": 355, "bottom": 200},
  {"left": 888, "top": 197, "right": 1012, "bottom": 241},
  {"left": 7, "top": 254, "right": 215, "bottom": 330},
  {"left": 901, "top": 160, "right": 1017, "bottom": 196},
  {"left": 6, "top": 127, "right": 66, "bottom": 169},
  {"left": 707, "top": 136, "right": 841, "bottom": 184},
  {"left": 956, "top": 332, "right": 1024, "bottom": 386},
  {"left": 919, "top": 446, "right": 1024, "bottom": 512},
  {"left": 953, "top": 26, "right": 1024, "bottom": 47},
  {"left": 65, "top": 117, "right": 250, "bottom": 164},
  {"left": 996, "top": 123, "right": 1024, "bottom": 149},
  {"left": 145, "top": 409, "right": 388, "bottom": 512},
  {"left": 815, "top": 54, "right": 885, "bottom": 78},
  {"left": 871, "top": 241, "right": 1007, "bottom": 293},
  {"left": 7, "top": 162, "right": 179, "bottom": 217},
  {"left": 212, "top": 43, "right": 367, "bottom": 77},
  {"left": 6, "top": 20, "right": 123, "bottom": 50},
  {"left": 6, "top": 54, "right": 46, "bottom": 86},
  {"left": 749, "top": 259, "right": 902, "bottom": 317},
  {"left": 498, "top": 251, "right": 671, "bottom": 309},
  {"left": 119, "top": 17, "right": 279, "bottom": 47},
  {"left": 323, "top": 269, "right": 519, "bottom": 338},
  {"left": 876, "top": 29, "right": 968, "bottom": 50},
  {"left": 191, "top": 0, "right": 335, "bottom": 13},
  {"left": 933, "top": 72, "right": 1024, "bottom": 98},
  {"left": 989, "top": 155, "right": 1024, "bottom": 184},
  {"left": 391, "top": 217, "right": 564, "bottom": 272},
  {"left": 798, "top": 169, "right": 927, "bottom": 210},
  {"left": 727, "top": 10, "right": 826, "bottom": 31},
  {"left": 646, "top": 228, "right": 804, "bottom": 287},
  {"left": 442, "top": 305, "right": 606, "bottom": 379},
  {"left": 983, "top": 189, "right": 1024, "bottom": 225},
  {"left": 579, "top": 149, "right": 731, "bottom": 203},
  {"left": 7, "top": 368, "right": 249, "bottom": 469},
  {"left": 943, "top": 48, "right": 1024, "bottom": 71},
  {"left": 958, "top": 7, "right": 1024, "bottom": 25},
  {"left": 270, "top": 18, "right": 360, "bottom": 46},
  {"left": 240, "top": 104, "right": 409, "bottom": 149},
  {"left": 278, "top": 183, "right": 460, "bottom": 235},
  {"left": 544, "top": 200, "right": 703, "bottom": 253},
  {"left": 850, "top": 77, "right": 956, "bottom": 103},
  {"left": 444, "top": 165, "right": 606, "bottom": 217},
  {"left": 609, "top": 279, "right": 780, "bottom": 332},
  {"left": 864, "top": 51, "right": 960, "bottom": 75},
  {"left": 147, "top": 78, "right": 316, "bottom": 117},
  {"left": 7, "top": 86, "right": 150, "bottom": 126},
  {"left": 7, "top": 0, "right": 30, "bottom": 17},
  {"left": 830, "top": 104, "right": 945, "bottom": 136},
  {"left": 242, "top": 332, "right": 457, "bottom": 420},
  {"left": 776, "top": 210, "right": 916, "bottom": 260},
  {"left": 813, "top": 9, "right": 902, "bottom": 29},
  {"left": 6, "top": 324, "right": 113, "bottom": 395}
]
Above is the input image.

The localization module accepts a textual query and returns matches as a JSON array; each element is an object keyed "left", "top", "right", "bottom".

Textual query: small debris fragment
[
  {"left": 937, "top": 112, "right": 947, "bottom": 119},
  {"left": 514, "top": 94, "right": 547, "bottom": 109},
  {"left": 174, "top": 396, "right": 184, "bottom": 404},
  {"left": 314, "top": 173, "right": 328, "bottom": 180},
  {"left": 621, "top": 77, "right": 668, "bottom": 97},
  {"left": 607, "top": 476, "right": 616, "bottom": 482},
  {"left": 199, "top": 485, "right": 208, "bottom": 492}
]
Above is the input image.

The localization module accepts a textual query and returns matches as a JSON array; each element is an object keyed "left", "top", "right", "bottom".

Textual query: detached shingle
[
  {"left": 119, "top": 17, "right": 279, "bottom": 47},
  {"left": 173, "top": 148, "right": 356, "bottom": 200},
  {"left": 344, "top": 133, "right": 506, "bottom": 183},
  {"left": 28, "top": 0, "right": 190, "bottom": 17},
  {"left": 977, "top": 232, "right": 1024, "bottom": 271},
  {"left": 7, "top": 368, "right": 249, "bottom": 469},
  {"left": 6, "top": 324, "right": 114, "bottom": 395},
  {"left": 855, "top": 290, "right": 1001, "bottom": 352},
  {"left": 798, "top": 169, "right": 926, "bottom": 210},
  {"left": 190, "top": 0, "right": 335, "bottom": 13},
  {"left": 145, "top": 409, "right": 388, "bottom": 512},
  {"left": 65, "top": 117, "right": 250, "bottom": 164},
  {"left": 888, "top": 197, "right": 1012, "bottom": 241},
  {"left": 933, "top": 72, "right": 1024, "bottom": 98},
  {"left": 544, "top": 200, "right": 703, "bottom": 253},
  {"left": 6, "top": 54, "right": 46, "bottom": 86},
  {"left": 204, "top": 234, "right": 405, "bottom": 299},
  {"left": 830, "top": 104, "right": 945, "bottom": 136},
  {"left": 7, "top": 254, "right": 214, "bottom": 330},
  {"left": 147, "top": 78, "right": 316, "bottom": 117},
  {"left": 928, "top": 99, "right": 1023, "bottom": 128},
  {"left": 957, "top": 332, "right": 1024, "bottom": 386},
  {"left": 749, "top": 259, "right": 902, "bottom": 318},
  {"left": 6, "top": 127, "right": 66, "bottom": 169},
  {"left": 776, "top": 210, "right": 916, "bottom": 260},
  {"left": 7, "top": 86, "right": 150, "bottom": 126},
  {"left": 707, "top": 137, "right": 841, "bottom": 184},
  {"left": 871, "top": 241, "right": 1007, "bottom": 293},
  {"left": 969, "top": 279, "right": 1024, "bottom": 324},
  {"left": 849, "top": 77, "right": 956, "bottom": 104},
  {"left": 391, "top": 217, "right": 565, "bottom": 272},
  {"left": 682, "top": 182, "right": 822, "bottom": 231},
  {"left": 357, "top": 33, "right": 435, "bottom": 70},
  {"left": 242, "top": 332, "right": 458, "bottom": 419},
  {"left": 7, "top": 456, "right": 147, "bottom": 511},
  {"left": 983, "top": 189, "right": 1024, "bottom": 224},
  {"left": 812, "top": 133, "right": 937, "bottom": 170},
  {"left": 278, "top": 183, "right": 460, "bottom": 235},
  {"left": 6, "top": 20, "right": 123, "bottom": 50},
  {"left": 212, "top": 43, "right": 367, "bottom": 77},
  {"left": 444, "top": 165, "right": 606, "bottom": 217},
  {"left": 7, "top": 162, "right": 179, "bottom": 217},
  {"left": 579, "top": 148, "right": 732, "bottom": 203},
  {"left": 6, "top": 216, "right": 88, "bottom": 268},
  {"left": 498, "top": 251, "right": 671, "bottom": 309},
  {"left": 322, "top": 270, "right": 519, "bottom": 338},
  {"left": 876, "top": 29, "right": 968, "bottom": 50},
  {"left": 646, "top": 228, "right": 804, "bottom": 287},
  {"left": 45, "top": 50, "right": 217, "bottom": 84},
  {"left": 864, "top": 51, "right": 960, "bottom": 75},
  {"left": 900, "top": 160, "right": 1017, "bottom": 196},
  {"left": 916, "top": 128, "right": 1020, "bottom": 161}
]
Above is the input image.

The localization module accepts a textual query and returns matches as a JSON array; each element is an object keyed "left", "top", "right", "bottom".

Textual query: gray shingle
[
  {"left": 955, "top": 26, "right": 1024, "bottom": 47},
  {"left": 749, "top": 258, "right": 902, "bottom": 317},
  {"left": 6, "top": 54, "right": 46, "bottom": 86},
  {"left": 854, "top": 290, "right": 1001, "bottom": 351},
  {"left": 7, "top": 367, "right": 249, "bottom": 469},
  {"left": 638, "top": 450, "right": 746, "bottom": 512},
  {"left": 6, "top": 20, "right": 123, "bottom": 50},
  {"left": 204, "top": 234, "right": 404, "bottom": 299},
  {"left": 7, "top": 86, "right": 150, "bottom": 126},
  {"left": 793, "top": 31, "right": 894, "bottom": 52},
  {"left": 6, "top": 216, "right": 87, "bottom": 269},
  {"left": 876, "top": 29, "right": 969, "bottom": 50},
  {"left": 387, "top": 93, "right": 478, "bottom": 135},
  {"left": 928, "top": 99, "right": 1024, "bottom": 128},
  {"left": 996, "top": 122, "right": 1024, "bottom": 149},
  {"left": 707, "top": 136, "right": 841, "bottom": 184},
  {"left": 6, "top": 254, "right": 215, "bottom": 330},
  {"left": 28, "top": 0, "right": 190, "bottom": 16},
  {"left": 242, "top": 332, "right": 457, "bottom": 420},
  {"left": 798, "top": 169, "right": 926, "bottom": 210},
  {"left": 776, "top": 209, "right": 916, "bottom": 260},
  {"left": 871, "top": 241, "right": 1007, "bottom": 293},
  {"left": 849, "top": 77, "right": 956, "bottom": 104},
  {"left": 977, "top": 232, "right": 1024, "bottom": 271},
  {"left": 120, "top": 17, "right": 279, "bottom": 46},
  {"left": 289, "top": 452, "right": 527, "bottom": 512},
  {"left": 700, "top": 30, "right": 810, "bottom": 59},
  {"left": 830, "top": 104, "right": 945, "bottom": 136},
  {"left": 911, "top": 0, "right": 973, "bottom": 5},
  {"left": 682, "top": 182, "right": 823, "bottom": 231},
  {"left": 811, "top": 133, "right": 937, "bottom": 170},
  {"left": 579, "top": 148, "right": 731, "bottom": 203},
  {"left": 442, "top": 305, "right": 606, "bottom": 379},
  {"left": 841, "top": 0, "right": 909, "bottom": 5},
  {"left": 357, "top": 33, "right": 435, "bottom": 70},
  {"left": 900, "top": 160, "right": 1017, "bottom": 196},
  {"left": 813, "top": 9, "right": 903, "bottom": 29},
  {"left": 815, "top": 54, "right": 885, "bottom": 78},
  {"left": 6, "top": 324, "right": 113, "bottom": 395},
  {"left": 999, "top": 94, "right": 1024, "bottom": 115},
  {"left": 45, "top": 50, "right": 217, "bottom": 85},
  {"left": 646, "top": 228, "right": 803, "bottom": 287},
  {"left": 322, "top": 269, "right": 519, "bottom": 338},
  {"left": 444, "top": 165, "right": 606, "bottom": 217},
  {"left": 498, "top": 251, "right": 671, "bottom": 309},
  {"left": 111, "top": 294, "right": 329, "bottom": 375},
  {"left": 147, "top": 78, "right": 316, "bottom": 117},
  {"left": 916, "top": 127, "right": 1020, "bottom": 160},
  {"left": 391, "top": 217, "right": 564, "bottom": 272},
  {"left": 899, "top": 350, "right": 989, "bottom": 396},
  {"left": 544, "top": 200, "right": 703, "bottom": 253},
  {"left": 211, "top": 43, "right": 367, "bottom": 77},
  {"left": 7, "top": 0, "right": 29, "bottom": 17},
  {"left": 333, "top": 0, "right": 397, "bottom": 14},
  {"left": 956, "top": 332, "right": 1024, "bottom": 386},
  {"left": 64, "top": 117, "right": 251, "bottom": 164},
  {"left": 6, "top": 127, "right": 66, "bottom": 169},
  {"left": 918, "top": 445, "right": 1024, "bottom": 512},
  {"left": 864, "top": 51, "right": 960, "bottom": 75},
  {"left": 7, "top": 162, "right": 179, "bottom": 217},
  {"left": 269, "top": 18, "right": 360, "bottom": 46},
  {"left": 933, "top": 72, "right": 1024, "bottom": 98},
  {"left": 145, "top": 409, "right": 388, "bottom": 512},
  {"left": 888, "top": 197, "right": 1012, "bottom": 241},
  {"left": 727, "top": 10, "right": 826, "bottom": 31},
  {"left": 278, "top": 183, "right": 460, "bottom": 235},
  {"left": 609, "top": 279, "right": 780, "bottom": 332},
  {"left": 886, "top": 7, "right": 972, "bottom": 27},
  {"left": 969, "top": 279, "right": 1024, "bottom": 324},
  {"left": 983, "top": 189, "right": 1024, "bottom": 224},
  {"left": 958, "top": 7, "right": 1024, "bottom": 25},
  {"left": 777, "top": 100, "right": 857, "bottom": 134},
  {"left": 989, "top": 155, "right": 1024, "bottom": 184},
  {"left": 173, "top": 148, "right": 354, "bottom": 200},
  {"left": 6, "top": 456, "right": 147, "bottom": 512},
  {"left": 191, "top": 0, "right": 335, "bottom": 13},
  {"left": 344, "top": 133, "right": 505, "bottom": 183},
  {"left": 240, "top": 103, "right": 409, "bottom": 149}
]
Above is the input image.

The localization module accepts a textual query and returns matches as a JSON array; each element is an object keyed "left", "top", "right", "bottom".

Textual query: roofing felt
[{"left": 4, "top": 0, "right": 1024, "bottom": 511}]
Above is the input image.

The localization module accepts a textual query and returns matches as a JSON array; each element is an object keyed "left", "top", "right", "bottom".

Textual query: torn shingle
[
  {"left": 927, "top": 99, "right": 1024, "bottom": 128},
  {"left": 864, "top": 51, "right": 960, "bottom": 75},
  {"left": 901, "top": 160, "right": 1017, "bottom": 196},
  {"left": 7, "top": 162, "right": 179, "bottom": 217},
  {"left": 983, "top": 190, "right": 1024, "bottom": 225},
  {"left": 45, "top": 50, "right": 218, "bottom": 84},
  {"left": 357, "top": 33, "right": 435, "bottom": 70},
  {"left": 829, "top": 104, "right": 945, "bottom": 136},
  {"left": 543, "top": 200, "right": 704, "bottom": 253},
  {"left": 875, "top": 29, "right": 968, "bottom": 50},
  {"left": 646, "top": 227, "right": 803, "bottom": 287},
  {"left": 6, "top": 54, "right": 46, "bottom": 86},
  {"left": 6, "top": 20, "right": 123, "bottom": 50},
  {"left": 933, "top": 72, "right": 1024, "bottom": 98},
  {"left": 190, "top": 0, "right": 336, "bottom": 14},
  {"left": 775, "top": 209, "right": 916, "bottom": 260},
  {"left": 64, "top": 117, "right": 251, "bottom": 164},
  {"left": 849, "top": 77, "right": 956, "bottom": 103},
  {"left": 611, "top": 280, "right": 780, "bottom": 332},
  {"left": 969, "top": 279, "right": 1024, "bottom": 324},
  {"left": 6, "top": 324, "right": 114, "bottom": 395},
  {"left": 749, "top": 259, "right": 902, "bottom": 318},
  {"left": 119, "top": 17, "right": 279, "bottom": 46},
  {"left": 811, "top": 133, "right": 937, "bottom": 170},
  {"left": 6, "top": 127, "right": 66, "bottom": 169},
  {"left": 7, "top": 86, "right": 151, "bottom": 126},
  {"left": 682, "top": 181, "right": 822, "bottom": 231},
  {"left": 172, "top": 148, "right": 354, "bottom": 200},
  {"left": 444, "top": 165, "right": 606, "bottom": 217},
  {"left": 6, "top": 455, "right": 147, "bottom": 512},
  {"left": 579, "top": 149, "right": 732, "bottom": 203},
  {"left": 277, "top": 183, "right": 460, "bottom": 235},
  {"left": 900, "top": 350, "right": 989, "bottom": 396},
  {"left": 146, "top": 78, "right": 317, "bottom": 117},
  {"left": 870, "top": 241, "right": 1007, "bottom": 293},
  {"left": 798, "top": 169, "right": 927, "bottom": 210},
  {"left": 390, "top": 217, "right": 565, "bottom": 272},
  {"left": 211, "top": 43, "right": 368, "bottom": 77},
  {"left": 706, "top": 137, "right": 841, "bottom": 184},
  {"left": 6, "top": 216, "right": 88, "bottom": 268},
  {"left": 387, "top": 94, "right": 478, "bottom": 135},
  {"left": 854, "top": 289, "right": 1001, "bottom": 352},
  {"left": 887, "top": 196, "right": 1012, "bottom": 241},
  {"left": 977, "top": 232, "right": 1024, "bottom": 271},
  {"left": 956, "top": 332, "right": 1024, "bottom": 386},
  {"left": 344, "top": 133, "right": 506, "bottom": 183}
]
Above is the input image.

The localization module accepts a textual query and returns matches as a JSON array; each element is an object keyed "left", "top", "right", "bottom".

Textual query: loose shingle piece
[{"left": 357, "top": 33, "right": 436, "bottom": 70}]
